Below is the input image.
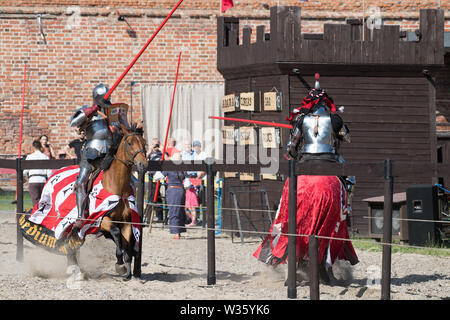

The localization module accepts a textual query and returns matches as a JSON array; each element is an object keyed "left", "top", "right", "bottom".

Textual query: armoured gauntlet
[{"left": 285, "top": 115, "right": 304, "bottom": 159}]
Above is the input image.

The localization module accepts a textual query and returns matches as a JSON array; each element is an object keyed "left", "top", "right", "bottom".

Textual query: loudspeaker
[
  {"left": 406, "top": 185, "right": 439, "bottom": 246},
  {"left": 368, "top": 203, "right": 409, "bottom": 241}
]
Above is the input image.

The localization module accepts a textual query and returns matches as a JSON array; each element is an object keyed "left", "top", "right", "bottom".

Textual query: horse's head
[{"left": 117, "top": 123, "right": 148, "bottom": 172}]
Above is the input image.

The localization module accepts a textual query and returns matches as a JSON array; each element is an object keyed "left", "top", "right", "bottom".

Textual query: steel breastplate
[
  {"left": 301, "top": 113, "right": 336, "bottom": 154},
  {"left": 85, "top": 118, "right": 112, "bottom": 154}
]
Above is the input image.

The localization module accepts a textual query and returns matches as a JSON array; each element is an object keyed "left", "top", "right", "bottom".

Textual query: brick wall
[
  {"left": 0, "top": 0, "right": 448, "bottom": 160},
  {"left": 1, "top": 1, "right": 447, "bottom": 13}
]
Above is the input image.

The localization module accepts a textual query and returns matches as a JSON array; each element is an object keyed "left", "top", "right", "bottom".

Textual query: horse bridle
[{"left": 114, "top": 132, "right": 146, "bottom": 167}]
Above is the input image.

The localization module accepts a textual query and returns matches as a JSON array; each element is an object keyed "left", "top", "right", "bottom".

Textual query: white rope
[
  {"left": 362, "top": 215, "right": 450, "bottom": 225},
  {"left": 145, "top": 202, "right": 450, "bottom": 225},
  {"left": 13, "top": 211, "right": 450, "bottom": 253}
]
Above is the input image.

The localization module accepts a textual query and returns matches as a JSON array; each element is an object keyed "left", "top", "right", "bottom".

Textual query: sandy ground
[{"left": 0, "top": 210, "right": 449, "bottom": 301}]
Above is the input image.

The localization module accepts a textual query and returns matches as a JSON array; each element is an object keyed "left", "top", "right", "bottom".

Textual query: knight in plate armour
[
  {"left": 285, "top": 73, "right": 356, "bottom": 226},
  {"left": 70, "top": 84, "right": 128, "bottom": 223},
  {"left": 286, "top": 73, "right": 350, "bottom": 163}
]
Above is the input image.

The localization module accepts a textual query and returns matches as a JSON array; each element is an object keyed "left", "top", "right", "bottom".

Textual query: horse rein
[{"left": 114, "top": 132, "right": 146, "bottom": 167}]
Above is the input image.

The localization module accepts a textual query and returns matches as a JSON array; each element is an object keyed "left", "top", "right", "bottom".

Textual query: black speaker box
[{"left": 406, "top": 185, "right": 439, "bottom": 246}]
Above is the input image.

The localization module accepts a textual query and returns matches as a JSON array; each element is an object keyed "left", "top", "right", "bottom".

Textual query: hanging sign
[
  {"left": 261, "top": 127, "right": 281, "bottom": 148},
  {"left": 262, "top": 173, "right": 283, "bottom": 180},
  {"left": 222, "top": 93, "right": 240, "bottom": 113},
  {"left": 238, "top": 126, "right": 257, "bottom": 145},
  {"left": 223, "top": 172, "right": 238, "bottom": 178},
  {"left": 239, "top": 92, "right": 257, "bottom": 111},
  {"left": 263, "top": 91, "right": 282, "bottom": 111},
  {"left": 222, "top": 126, "right": 236, "bottom": 145},
  {"left": 239, "top": 172, "right": 260, "bottom": 181}
]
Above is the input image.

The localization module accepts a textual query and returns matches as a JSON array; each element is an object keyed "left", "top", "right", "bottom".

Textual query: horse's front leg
[
  {"left": 66, "top": 249, "right": 84, "bottom": 282},
  {"left": 133, "top": 251, "right": 141, "bottom": 279},
  {"left": 67, "top": 251, "right": 78, "bottom": 267},
  {"left": 121, "top": 223, "right": 133, "bottom": 281},
  {"left": 101, "top": 216, "right": 127, "bottom": 276},
  {"left": 111, "top": 224, "right": 127, "bottom": 276}
]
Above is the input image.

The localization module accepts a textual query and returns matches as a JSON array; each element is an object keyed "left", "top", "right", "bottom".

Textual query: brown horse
[{"left": 66, "top": 123, "right": 148, "bottom": 280}]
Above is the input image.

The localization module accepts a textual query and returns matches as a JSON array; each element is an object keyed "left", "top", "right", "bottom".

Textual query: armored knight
[
  {"left": 285, "top": 73, "right": 356, "bottom": 226},
  {"left": 70, "top": 84, "right": 116, "bottom": 222},
  {"left": 286, "top": 73, "right": 350, "bottom": 163}
]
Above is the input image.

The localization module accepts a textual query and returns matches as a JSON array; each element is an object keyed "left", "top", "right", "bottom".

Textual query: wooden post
[
  {"left": 206, "top": 162, "right": 216, "bottom": 285},
  {"left": 308, "top": 235, "right": 320, "bottom": 300},
  {"left": 287, "top": 159, "right": 297, "bottom": 299},
  {"left": 147, "top": 174, "right": 155, "bottom": 233},
  {"left": 16, "top": 157, "right": 24, "bottom": 262},
  {"left": 134, "top": 169, "right": 145, "bottom": 278},
  {"left": 381, "top": 159, "right": 393, "bottom": 300}
]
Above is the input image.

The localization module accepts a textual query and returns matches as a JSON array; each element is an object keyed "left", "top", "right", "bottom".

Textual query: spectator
[
  {"left": 181, "top": 140, "right": 193, "bottom": 160},
  {"left": 24, "top": 140, "right": 52, "bottom": 208},
  {"left": 181, "top": 140, "right": 199, "bottom": 226},
  {"left": 39, "top": 134, "right": 55, "bottom": 159},
  {"left": 165, "top": 137, "right": 180, "bottom": 157},
  {"left": 147, "top": 141, "right": 168, "bottom": 224},
  {"left": 193, "top": 140, "right": 208, "bottom": 163},
  {"left": 148, "top": 140, "right": 169, "bottom": 162},
  {"left": 146, "top": 137, "right": 160, "bottom": 158},
  {"left": 191, "top": 140, "right": 208, "bottom": 225},
  {"left": 68, "top": 130, "right": 86, "bottom": 164},
  {"left": 154, "top": 152, "right": 188, "bottom": 240}
]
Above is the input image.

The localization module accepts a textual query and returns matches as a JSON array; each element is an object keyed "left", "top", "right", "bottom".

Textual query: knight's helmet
[
  {"left": 92, "top": 83, "right": 111, "bottom": 110},
  {"left": 300, "top": 73, "right": 348, "bottom": 163}
]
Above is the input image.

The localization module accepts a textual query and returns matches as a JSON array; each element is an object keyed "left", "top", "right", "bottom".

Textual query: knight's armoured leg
[{"left": 75, "top": 159, "right": 92, "bottom": 220}]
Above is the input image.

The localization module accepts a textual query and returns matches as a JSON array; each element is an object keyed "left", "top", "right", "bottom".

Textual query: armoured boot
[
  {"left": 75, "top": 185, "right": 88, "bottom": 221},
  {"left": 74, "top": 164, "right": 91, "bottom": 229}
]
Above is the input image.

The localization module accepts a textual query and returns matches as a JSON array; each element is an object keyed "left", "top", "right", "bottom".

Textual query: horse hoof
[
  {"left": 123, "top": 274, "right": 132, "bottom": 281},
  {"left": 75, "top": 271, "right": 85, "bottom": 281},
  {"left": 115, "top": 263, "right": 127, "bottom": 276},
  {"left": 66, "top": 265, "right": 81, "bottom": 275}
]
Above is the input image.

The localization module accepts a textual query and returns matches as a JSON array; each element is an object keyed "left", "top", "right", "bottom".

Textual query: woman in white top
[{"left": 24, "top": 140, "right": 52, "bottom": 207}]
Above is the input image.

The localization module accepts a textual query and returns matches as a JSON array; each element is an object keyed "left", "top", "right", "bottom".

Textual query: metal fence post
[
  {"left": 206, "top": 162, "right": 216, "bottom": 285},
  {"left": 287, "top": 159, "right": 297, "bottom": 299},
  {"left": 381, "top": 159, "right": 393, "bottom": 300},
  {"left": 308, "top": 235, "right": 320, "bottom": 300},
  {"left": 16, "top": 157, "right": 24, "bottom": 262}
]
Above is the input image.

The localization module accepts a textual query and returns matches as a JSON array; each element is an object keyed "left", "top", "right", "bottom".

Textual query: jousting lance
[
  {"left": 153, "top": 51, "right": 182, "bottom": 203},
  {"left": 103, "top": 0, "right": 184, "bottom": 100},
  {"left": 209, "top": 116, "right": 293, "bottom": 129}
]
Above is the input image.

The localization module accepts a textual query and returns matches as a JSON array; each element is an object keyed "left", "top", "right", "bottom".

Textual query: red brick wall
[
  {"left": 1, "top": 0, "right": 447, "bottom": 12},
  {"left": 0, "top": 0, "right": 448, "bottom": 159}
]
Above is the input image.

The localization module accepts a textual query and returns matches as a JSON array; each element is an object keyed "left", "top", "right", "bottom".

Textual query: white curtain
[{"left": 141, "top": 83, "right": 224, "bottom": 159}]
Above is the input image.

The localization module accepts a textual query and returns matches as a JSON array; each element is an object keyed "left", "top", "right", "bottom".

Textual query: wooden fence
[{"left": 1, "top": 157, "right": 449, "bottom": 300}]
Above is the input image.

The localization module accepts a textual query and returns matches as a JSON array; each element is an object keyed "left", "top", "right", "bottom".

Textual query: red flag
[{"left": 221, "top": 0, "right": 234, "bottom": 13}]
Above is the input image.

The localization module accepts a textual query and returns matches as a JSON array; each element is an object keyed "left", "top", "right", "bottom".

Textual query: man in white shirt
[{"left": 24, "top": 140, "right": 52, "bottom": 207}]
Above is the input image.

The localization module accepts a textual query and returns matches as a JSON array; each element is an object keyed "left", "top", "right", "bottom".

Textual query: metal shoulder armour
[{"left": 70, "top": 105, "right": 89, "bottom": 127}]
